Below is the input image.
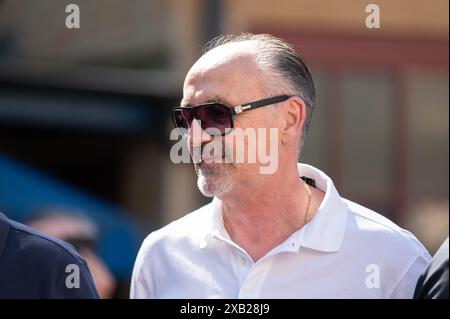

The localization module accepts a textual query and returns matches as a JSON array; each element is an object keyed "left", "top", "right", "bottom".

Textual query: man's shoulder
[
  {"left": 0, "top": 214, "right": 86, "bottom": 268},
  {"left": 8, "top": 218, "right": 83, "bottom": 260},
  {"left": 0, "top": 214, "right": 99, "bottom": 298},
  {"left": 342, "top": 199, "right": 430, "bottom": 258},
  {"left": 414, "top": 238, "right": 449, "bottom": 299}
]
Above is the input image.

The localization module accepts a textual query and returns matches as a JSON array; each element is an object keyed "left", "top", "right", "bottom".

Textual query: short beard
[{"left": 196, "top": 163, "right": 233, "bottom": 197}]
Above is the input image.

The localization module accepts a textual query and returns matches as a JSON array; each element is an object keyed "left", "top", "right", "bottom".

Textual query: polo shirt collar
[
  {"left": 199, "top": 198, "right": 229, "bottom": 249},
  {"left": 297, "top": 163, "right": 348, "bottom": 252},
  {"left": 200, "top": 163, "right": 348, "bottom": 253}
]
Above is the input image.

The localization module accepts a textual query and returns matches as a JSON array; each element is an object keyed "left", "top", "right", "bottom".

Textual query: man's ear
[{"left": 281, "top": 96, "right": 306, "bottom": 144}]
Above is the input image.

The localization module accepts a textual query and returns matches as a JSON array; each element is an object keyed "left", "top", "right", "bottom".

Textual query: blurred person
[
  {"left": 414, "top": 237, "right": 449, "bottom": 299},
  {"left": 131, "top": 33, "right": 431, "bottom": 298},
  {"left": 27, "top": 209, "right": 117, "bottom": 299},
  {"left": 0, "top": 212, "right": 98, "bottom": 298}
]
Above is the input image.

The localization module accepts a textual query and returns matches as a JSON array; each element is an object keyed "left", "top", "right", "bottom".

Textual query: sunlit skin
[{"left": 181, "top": 40, "right": 325, "bottom": 262}]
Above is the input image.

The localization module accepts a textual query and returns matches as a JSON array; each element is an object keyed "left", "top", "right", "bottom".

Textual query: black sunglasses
[{"left": 171, "top": 95, "right": 291, "bottom": 137}]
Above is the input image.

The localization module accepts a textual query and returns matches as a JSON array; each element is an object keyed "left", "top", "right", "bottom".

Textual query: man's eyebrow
[
  {"left": 179, "top": 98, "right": 190, "bottom": 107},
  {"left": 205, "top": 96, "right": 227, "bottom": 103},
  {"left": 180, "top": 102, "right": 193, "bottom": 107},
  {"left": 180, "top": 96, "right": 229, "bottom": 107}
]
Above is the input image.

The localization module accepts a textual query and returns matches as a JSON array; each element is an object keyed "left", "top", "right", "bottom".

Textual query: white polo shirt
[{"left": 130, "top": 164, "right": 431, "bottom": 299}]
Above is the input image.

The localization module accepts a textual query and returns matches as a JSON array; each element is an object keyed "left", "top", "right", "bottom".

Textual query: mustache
[{"left": 191, "top": 139, "right": 233, "bottom": 164}]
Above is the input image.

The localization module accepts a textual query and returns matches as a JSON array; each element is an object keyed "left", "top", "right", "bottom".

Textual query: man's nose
[{"left": 188, "top": 119, "right": 213, "bottom": 148}]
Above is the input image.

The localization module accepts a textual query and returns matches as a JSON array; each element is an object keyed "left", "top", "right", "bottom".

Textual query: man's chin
[
  {"left": 198, "top": 187, "right": 216, "bottom": 198},
  {"left": 195, "top": 162, "right": 226, "bottom": 176},
  {"left": 197, "top": 174, "right": 232, "bottom": 197}
]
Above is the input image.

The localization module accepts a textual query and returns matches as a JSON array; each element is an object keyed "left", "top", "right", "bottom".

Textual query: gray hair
[{"left": 202, "top": 33, "right": 316, "bottom": 155}]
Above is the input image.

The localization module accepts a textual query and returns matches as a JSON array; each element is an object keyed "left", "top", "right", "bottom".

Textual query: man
[
  {"left": 414, "top": 237, "right": 449, "bottom": 299},
  {"left": 0, "top": 212, "right": 99, "bottom": 298},
  {"left": 131, "top": 33, "right": 431, "bottom": 298},
  {"left": 27, "top": 210, "right": 116, "bottom": 298}
]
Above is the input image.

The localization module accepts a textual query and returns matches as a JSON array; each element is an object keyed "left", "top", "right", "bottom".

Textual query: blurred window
[
  {"left": 406, "top": 70, "right": 449, "bottom": 195},
  {"left": 341, "top": 72, "right": 393, "bottom": 208}
]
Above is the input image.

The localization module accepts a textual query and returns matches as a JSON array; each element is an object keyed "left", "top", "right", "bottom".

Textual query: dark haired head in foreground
[{"left": 0, "top": 213, "right": 98, "bottom": 298}]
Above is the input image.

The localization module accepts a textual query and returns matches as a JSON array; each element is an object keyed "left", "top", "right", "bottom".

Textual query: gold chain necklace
[{"left": 302, "top": 179, "right": 312, "bottom": 225}]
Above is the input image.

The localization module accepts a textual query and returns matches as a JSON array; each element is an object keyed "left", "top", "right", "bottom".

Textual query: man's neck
[{"left": 218, "top": 164, "right": 323, "bottom": 262}]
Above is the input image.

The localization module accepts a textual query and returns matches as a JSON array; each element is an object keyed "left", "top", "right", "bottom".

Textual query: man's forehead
[
  {"left": 189, "top": 40, "right": 259, "bottom": 74},
  {"left": 182, "top": 41, "right": 266, "bottom": 106}
]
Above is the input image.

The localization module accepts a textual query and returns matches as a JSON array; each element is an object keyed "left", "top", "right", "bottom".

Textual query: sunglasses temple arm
[{"left": 233, "top": 95, "right": 291, "bottom": 114}]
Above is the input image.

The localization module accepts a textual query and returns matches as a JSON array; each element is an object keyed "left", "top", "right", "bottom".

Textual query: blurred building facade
[{"left": 0, "top": 0, "right": 448, "bottom": 264}]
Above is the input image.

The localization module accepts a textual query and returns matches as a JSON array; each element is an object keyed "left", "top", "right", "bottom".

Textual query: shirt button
[{"left": 241, "top": 257, "right": 247, "bottom": 265}]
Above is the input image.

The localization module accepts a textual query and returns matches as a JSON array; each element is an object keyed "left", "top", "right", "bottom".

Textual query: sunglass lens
[
  {"left": 197, "top": 104, "right": 231, "bottom": 135},
  {"left": 172, "top": 109, "right": 193, "bottom": 137},
  {"left": 173, "top": 109, "right": 192, "bottom": 129}
]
